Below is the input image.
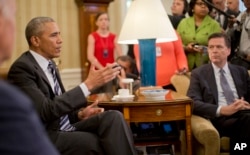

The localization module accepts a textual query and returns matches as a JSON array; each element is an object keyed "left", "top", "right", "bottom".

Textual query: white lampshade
[{"left": 118, "top": 0, "right": 177, "bottom": 44}]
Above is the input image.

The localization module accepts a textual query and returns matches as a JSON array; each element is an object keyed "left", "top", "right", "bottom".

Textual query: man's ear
[
  {"left": 227, "top": 47, "right": 231, "bottom": 56},
  {"left": 30, "top": 36, "right": 40, "bottom": 47}
]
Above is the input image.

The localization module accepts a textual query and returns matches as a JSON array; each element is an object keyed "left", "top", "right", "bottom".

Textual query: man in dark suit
[
  {"left": 8, "top": 16, "right": 137, "bottom": 155},
  {"left": 187, "top": 32, "right": 250, "bottom": 138},
  {"left": 168, "top": 0, "right": 188, "bottom": 29},
  {"left": 0, "top": 1, "right": 60, "bottom": 155},
  {"left": 211, "top": 0, "right": 240, "bottom": 30}
]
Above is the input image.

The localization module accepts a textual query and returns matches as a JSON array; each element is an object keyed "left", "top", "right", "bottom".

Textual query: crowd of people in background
[
  {"left": 177, "top": 0, "right": 221, "bottom": 70},
  {"left": 127, "top": 0, "right": 250, "bottom": 79},
  {"left": 84, "top": 0, "right": 250, "bottom": 91},
  {"left": 82, "top": 0, "right": 250, "bottom": 92}
]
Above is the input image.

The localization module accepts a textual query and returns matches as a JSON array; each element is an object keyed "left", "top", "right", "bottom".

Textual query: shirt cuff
[
  {"left": 216, "top": 105, "right": 222, "bottom": 117},
  {"left": 79, "top": 83, "right": 91, "bottom": 97}
]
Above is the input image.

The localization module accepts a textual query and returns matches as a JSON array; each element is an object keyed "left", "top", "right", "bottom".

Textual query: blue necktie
[
  {"left": 48, "top": 61, "right": 75, "bottom": 131},
  {"left": 220, "top": 69, "right": 235, "bottom": 104}
]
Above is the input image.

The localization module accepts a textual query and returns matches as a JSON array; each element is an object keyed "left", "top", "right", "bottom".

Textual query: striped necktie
[
  {"left": 220, "top": 69, "right": 235, "bottom": 104},
  {"left": 48, "top": 61, "right": 75, "bottom": 131}
]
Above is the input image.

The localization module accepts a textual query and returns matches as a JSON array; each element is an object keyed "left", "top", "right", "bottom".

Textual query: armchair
[
  {"left": 0, "top": 68, "right": 8, "bottom": 80},
  {"left": 170, "top": 74, "right": 230, "bottom": 155}
]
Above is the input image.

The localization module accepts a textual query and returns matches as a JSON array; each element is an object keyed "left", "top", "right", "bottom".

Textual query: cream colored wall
[
  {"left": 1, "top": 0, "right": 174, "bottom": 71},
  {"left": 1, "top": 0, "right": 80, "bottom": 70},
  {"left": 1, "top": 0, "right": 127, "bottom": 71},
  {"left": 109, "top": 0, "right": 131, "bottom": 54}
]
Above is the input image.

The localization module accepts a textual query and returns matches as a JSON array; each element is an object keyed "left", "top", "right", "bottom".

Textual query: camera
[
  {"left": 112, "top": 64, "right": 121, "bottom": 69},
  {"left": 192, "top": 44, "right": 207, "bottom": 53}
]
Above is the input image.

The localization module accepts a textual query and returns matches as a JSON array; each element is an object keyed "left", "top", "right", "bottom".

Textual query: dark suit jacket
[
  {"left": 0, "top": 80, "right": 59, "bottom": 155},
  {"left": 8, "top": 51, "right": 86, "bottom": 143},
  {"left": 168, "top": 14, "right": 185, "bottom": 29},
  {"left": 187, "top": 63, "right": 250, "bottom": 119},
  {"left": 221, "top": 9, "right": 240, "bottom": 30}
]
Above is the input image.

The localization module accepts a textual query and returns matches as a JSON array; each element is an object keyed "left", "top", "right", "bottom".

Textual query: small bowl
[{"left": 141, "top": 89, "right": 169, "bottom": 98}]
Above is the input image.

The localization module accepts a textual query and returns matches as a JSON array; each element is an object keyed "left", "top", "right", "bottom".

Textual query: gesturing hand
[
  {"left": 78, "top": 100, "right": 104, "bottom": 120},
  {"left": 84, "top": 63, "right": 121, "bottom": 91}
]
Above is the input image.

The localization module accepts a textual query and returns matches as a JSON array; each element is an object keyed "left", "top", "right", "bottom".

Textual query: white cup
[
  {"left": 121, "top": 78, "right": 134, "bottom": 95},
  {"left": 118, "top": 89, "right": 129, "bottom": 97}
]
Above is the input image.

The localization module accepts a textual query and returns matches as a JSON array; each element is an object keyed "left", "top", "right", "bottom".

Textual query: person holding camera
[
  {"left": 177, "top": 0, "right": 221, "bottom": 70},
  {"left": 227, "top": 0, "right": 250, "bottom": 69}
]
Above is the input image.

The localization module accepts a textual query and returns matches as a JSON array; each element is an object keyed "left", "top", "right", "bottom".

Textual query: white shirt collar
[
  {"left": 211, "top": 62, "right": 230, "bottom": 74},
  {"left": 29, "top": 50, "right": 50, "bottom": 71}
]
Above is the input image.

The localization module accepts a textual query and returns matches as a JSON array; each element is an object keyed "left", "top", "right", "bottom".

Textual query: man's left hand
[{"left": 78, "top": 100, "right": 104, "bottom": 120}]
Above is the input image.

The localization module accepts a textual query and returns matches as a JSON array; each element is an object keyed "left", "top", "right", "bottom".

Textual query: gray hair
[{"left": 25, "top": 17, "right": 55, "bottom": 46}]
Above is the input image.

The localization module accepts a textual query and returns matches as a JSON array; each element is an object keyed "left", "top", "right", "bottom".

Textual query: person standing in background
[
  {"left": 0, "top": 0, "right": 59, "bottom": 155},
  {"left": 177, "top": 0, "right": 221, "bottom": 70},
  {"left": 227, "top": 0, "right": 250, "bottom": 69},
  {"left": 133, "top": 32, "right": 188, "bottom": 90},
  {"left": 227, "top": 0, "right": 241, "bottom": 16},
  {"left": 211, "top": 0, "right": 239, "bottom": 30},
  {"left": 87, "top": 12, "right": 123, "bottom": 69},
  {"left": 171, "top": 0, "right": 188, "bottom": 16},
  {"left": 211, "top": 0, "right": 227, "bottom": 29},
  {"left": 169, "top": 0, "right": 188, "bottom": 29},
  {"left": 222, "top": 0, "right": 240, "bottom": 61}
]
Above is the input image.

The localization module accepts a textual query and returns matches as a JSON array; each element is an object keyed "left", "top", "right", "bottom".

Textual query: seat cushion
[{"left": 220, "top": 137, "right": 230, "bottom": 152}]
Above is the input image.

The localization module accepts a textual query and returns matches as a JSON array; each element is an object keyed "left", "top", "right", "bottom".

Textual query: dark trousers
[
  {"left": 54, "top": 110, "right": 136, "bottom": 155},
  {"left": 211, "top": 110, "right": 250, "bottom": 138}
]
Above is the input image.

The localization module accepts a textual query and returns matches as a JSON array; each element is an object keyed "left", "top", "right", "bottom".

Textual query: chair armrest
[
  {"left": 170, "top": 74, "right": 190, "bottom": 95},
  {"left": 0, "top": 68, "right": 8, "bottom": 80},
  {"left": 191, "top": 115, "right": 220, "bottom": 155}
]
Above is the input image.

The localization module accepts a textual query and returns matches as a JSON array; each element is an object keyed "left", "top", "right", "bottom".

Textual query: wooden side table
[{"left": 88, "top": 91, "right": 193, "bottom": 155}]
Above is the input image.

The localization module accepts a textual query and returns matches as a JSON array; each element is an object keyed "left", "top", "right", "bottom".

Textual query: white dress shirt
[
  {"left": 212, "top": 63, "right": 239, "bottom": 116},
  {"left": 30, "top": 50, "right": 90, "bottom": 97}
]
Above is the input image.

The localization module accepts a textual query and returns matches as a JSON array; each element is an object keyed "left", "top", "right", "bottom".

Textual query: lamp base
[{"left": 138, "top": 39, "right": 156, "bottom": 86}]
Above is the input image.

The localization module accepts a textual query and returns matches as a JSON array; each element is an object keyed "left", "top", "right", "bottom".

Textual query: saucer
[{"left": 112, "top": 95, "right": 135, "bottom": 102}]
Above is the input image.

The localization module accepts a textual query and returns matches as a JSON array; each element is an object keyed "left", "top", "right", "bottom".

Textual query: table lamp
[{"left": 118, "top": 0, "right": 177, "bottom": 86}]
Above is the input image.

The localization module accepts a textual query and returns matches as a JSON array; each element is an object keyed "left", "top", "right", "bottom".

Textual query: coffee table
[{"left": 88, "top": 90, "right": 193, "bottom": 155}]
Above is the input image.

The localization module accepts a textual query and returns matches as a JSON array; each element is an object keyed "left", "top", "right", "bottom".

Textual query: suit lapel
[
  {"left": 25, "top": 52, "right": 53, "bottom": 89},
  {"left": 207, "top": 64, "right": 219, "bottom": 104},
  {"left": 228, "top": 65, "right": 241, "bottom": 98}
]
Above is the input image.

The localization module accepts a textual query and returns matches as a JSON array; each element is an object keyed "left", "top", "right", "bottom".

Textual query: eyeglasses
[{"left": 195, "top": 2, "right": 208, "bottom": 7}]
